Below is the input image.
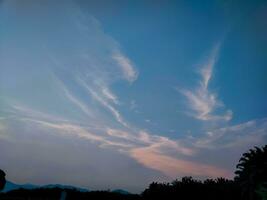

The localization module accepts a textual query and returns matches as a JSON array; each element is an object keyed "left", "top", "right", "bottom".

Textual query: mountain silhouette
[
  {"left": 2, "top": 181, "right": 89, "bottom": 193},
  {"left": 112, "top": 189, "right": 131, "bottom": 195}
]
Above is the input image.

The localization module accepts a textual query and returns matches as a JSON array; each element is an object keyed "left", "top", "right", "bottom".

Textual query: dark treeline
[
  {"left": 142, "top": 177, "right": 241, "bottom": 200},
  {"left": 0, "top": 188, "right": 142, "bottom": 200},
  {"left": 0, "top": 145, "right": 266, "bottom": 200}
]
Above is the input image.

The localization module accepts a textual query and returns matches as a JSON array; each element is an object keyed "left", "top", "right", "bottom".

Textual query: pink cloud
[{"left": 130, "top": 146, "right": 232, "bottom": 179}]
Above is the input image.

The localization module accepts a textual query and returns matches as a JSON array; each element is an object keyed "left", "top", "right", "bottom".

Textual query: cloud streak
[
  {"left": 180, "top": 44, "right": 233, "bottom": 121},
  {"left": 112, "top": 52, "right": 138, "bottom": 83},
  {"left": 56, "top": 78, "right": 94, "bottom": 118},
  {"left": 77, "top": 78, "right": 129, "bottom": 128},
  {"left": 194, "top": 118, "right": 267, "bottom": 149},
  {"left": 130, "top": 147, "right": 231, "bottom": 178}
]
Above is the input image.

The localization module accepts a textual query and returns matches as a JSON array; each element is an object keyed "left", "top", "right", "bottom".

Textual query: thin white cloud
[
  {"left": 106, "top": 129, "right": 196, "bottom": 156},
  {"left": 112, "top": 52, "right": 138, "bottom": 83},
  {"left": 136, "top": 130, "right": 196, "bottom": 156},
  {"left": 106, "top": 128, "right": 134, "bottom": 140},
  {"left": 56, "top": 78, "right": 94, "bottom": 118},
  {"left": 180, "top": 44, "right": 232, "bottom": 121},
  {"left": 28, "top": 119, "right": 105, "bottom": 142},
  {"left": 101, "top": 86, "right": 119, "bottom": 105},
  {"left": 11, "top": 104, "right": 70, "bottom": 123},
  {"left": 77, "top": 78, "right": 129, "bottom": 128},
  {"left": 194, "top": 118, "right": 267, "bottom": 149}
]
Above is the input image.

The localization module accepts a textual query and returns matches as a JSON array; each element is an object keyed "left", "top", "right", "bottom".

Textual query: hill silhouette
[{"left": 2, "top": 181, "right": 89, "bottom": 193}]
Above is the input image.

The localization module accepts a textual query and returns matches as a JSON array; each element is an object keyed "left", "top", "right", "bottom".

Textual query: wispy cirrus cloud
[
  {"left": 194, "top": 118, "right": 267, "bottom": 149},
  {"left": 77, "top": 78, "right": 129, "bottom": 128},
  {"left": 180, "top": 44, "right": 232, "bottom": 121},
  {"left": 112, "top": 52, "right": 138, "bottom": 83},
  {"left": 0, "top": 0, "right": 137, "bottom": 129},
  {"left": 130, "top": 147, "right": 231, "bottom": 178},
  {"left": 56, "top": 78, "right": 94, "bottom": 118},
  {"left": 101, "top": 86, "right": 119, "bottom": 105}
]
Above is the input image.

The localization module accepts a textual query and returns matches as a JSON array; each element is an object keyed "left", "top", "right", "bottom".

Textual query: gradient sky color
[{"left": 0, "top": 0, "right": 267, "bottom": 193}]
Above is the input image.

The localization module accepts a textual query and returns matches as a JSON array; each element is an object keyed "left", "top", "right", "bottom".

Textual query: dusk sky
[{"left": 0, "top": 0, "right": 267, "bottom": 193}]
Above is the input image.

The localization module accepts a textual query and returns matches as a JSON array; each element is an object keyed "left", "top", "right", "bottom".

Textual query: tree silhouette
[
  {"left": 235, "top": 145, "right": 267, "bottom": 200},
  {"left": 142, "top": 176, "right": 241, "bottom": 200},
  {"left": 0, "top": 169, "right": 6, "bottom": 191}
]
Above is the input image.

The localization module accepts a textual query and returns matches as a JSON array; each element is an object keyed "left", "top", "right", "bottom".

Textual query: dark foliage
[
  {"left": 0, "top": 188, "right": 141, "bottom": 200},
  {"left": 235, "top": 145, "right": 267, "bottom": 200},
  {"left": 65, "top": 190, "right": 141, "bottom": 200},
  {"left": 142, "top": 177, "right": 241, "bottom": 200},
  {"left": 0, "top": 179, "right": 242, "bottom": 200},
  {"left": 0, "top": 188, "right": 62, "bottom": 200},
  {"left": 0, "top": 169, "right": 6, "bottom": 191}
]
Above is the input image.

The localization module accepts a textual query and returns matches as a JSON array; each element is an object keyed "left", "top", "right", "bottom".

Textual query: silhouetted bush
[
  {"left": 0, "top": 169, "right": 6, "bottom": 192},
  {"left": 142, "top": 177, "right": 241, "bottom": 200}
]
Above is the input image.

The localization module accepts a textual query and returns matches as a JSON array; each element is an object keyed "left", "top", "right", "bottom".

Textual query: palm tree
[
  {"left": 0, "top": 169, "right": 6, "bottom": 191},
  {"left": 235, "top": 145, "right": 267, "bottom": 200}
]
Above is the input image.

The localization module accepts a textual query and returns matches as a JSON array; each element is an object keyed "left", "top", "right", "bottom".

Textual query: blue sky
[{"left": 0, "top": 0, "right": 267, "bottom": 193}]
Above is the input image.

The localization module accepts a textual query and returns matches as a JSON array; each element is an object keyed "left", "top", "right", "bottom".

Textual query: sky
[{"left": 0, "top": 0, "right": 267, "bottom": 193}]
